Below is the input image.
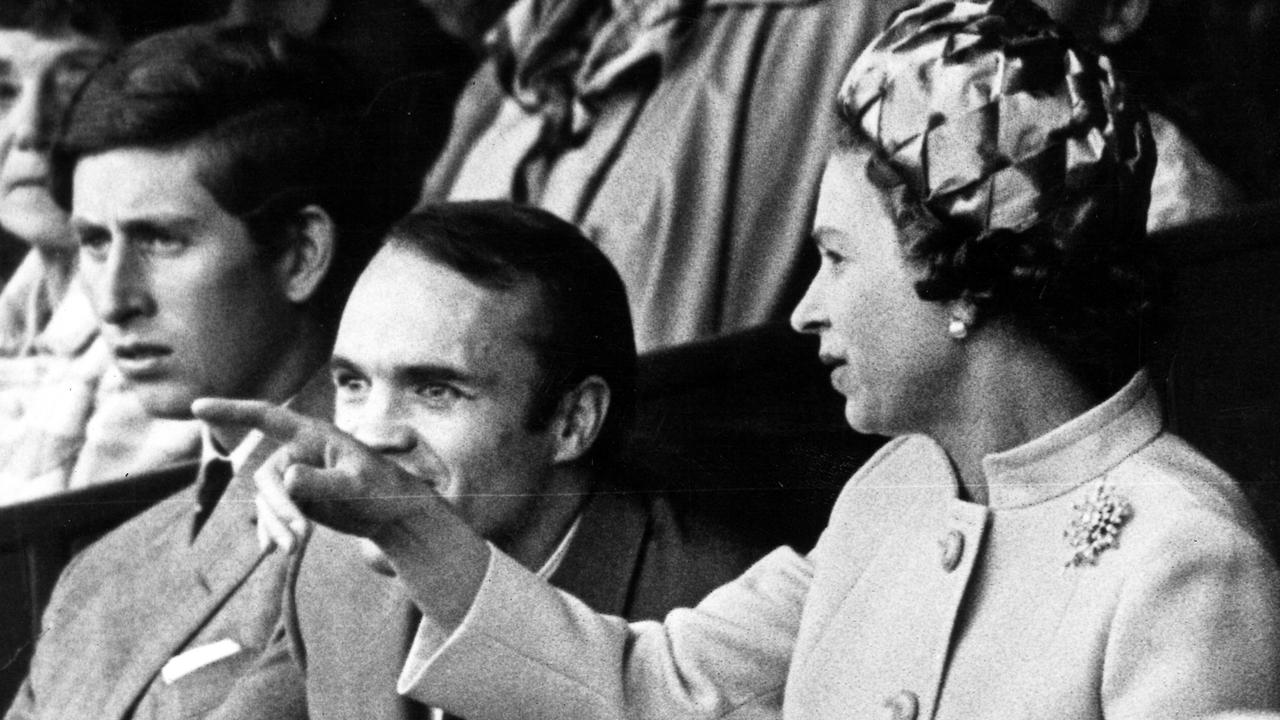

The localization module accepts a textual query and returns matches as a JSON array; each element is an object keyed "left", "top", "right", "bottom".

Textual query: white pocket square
[{"left": 161, "top": 638, "right": 242, "bottom": 684}]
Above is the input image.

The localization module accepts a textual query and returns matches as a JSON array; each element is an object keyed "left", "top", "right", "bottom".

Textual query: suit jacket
[
  {"left": 397, "top": 373, "right": 1280, "bottom": 719},
  {"left": 284, "top": 487, "right": 769, "bottom": 720},
  {"left": 5, "top": 377, "right": 331, "bottom": 720}
]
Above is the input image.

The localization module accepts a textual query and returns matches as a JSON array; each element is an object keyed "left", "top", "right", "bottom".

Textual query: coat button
[
  {"left": 939, "top": 529, "right": 965, "bottom": 572},
  {"left": 883, "top": 690, "right": 919, "bottom": 720}
]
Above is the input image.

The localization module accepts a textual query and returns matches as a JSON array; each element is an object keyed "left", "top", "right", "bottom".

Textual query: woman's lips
[{"left": 827, "top": 361, "right": 852, "bottom": 392}]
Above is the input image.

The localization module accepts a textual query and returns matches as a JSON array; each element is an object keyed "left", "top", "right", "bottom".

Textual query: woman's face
[
  {"left": 0, "top": 29, "right": 106, "bottom": 250},
  {"left": 791, "top": 148, "right": 965, "bottom": 438}
]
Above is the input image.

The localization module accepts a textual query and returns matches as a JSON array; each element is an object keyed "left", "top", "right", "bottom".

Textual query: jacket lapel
[
  {"left": 192, "top": 368, "right": 333, "bottom": 598},
  {"left": 92, "top": 471, "right": 268, "bottom": 719},
  {"left": 96, "top": 373, "right": 333, "bottom": 719},
  {"left": 546, "top": 489, "right": 649, "bottom": 616}
]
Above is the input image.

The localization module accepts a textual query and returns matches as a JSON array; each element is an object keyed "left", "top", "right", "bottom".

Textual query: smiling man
[
  {"left": 209, "top": 203, "right": 768, "bottom": 720},
  {"left": 4, "top": 24, "right": 395, "bottom": 720}
]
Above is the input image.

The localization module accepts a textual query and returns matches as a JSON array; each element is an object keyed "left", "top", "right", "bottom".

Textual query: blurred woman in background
[
  {"left": 0, "top": 2, "right": 199, "bottom": 503},
  {"left": 0, "top": 2, "right": 109, "bottom": 348}
]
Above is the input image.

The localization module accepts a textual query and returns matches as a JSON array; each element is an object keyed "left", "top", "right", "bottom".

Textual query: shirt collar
[
  {"left": 198, "top": 422, "right": 264, "bottom": 478},
  {"left": 981, "top": 370, "right": 1162, "bottom": 509},
  {"left": 535, "top": 513, "right": 582, "bottom": 579}
]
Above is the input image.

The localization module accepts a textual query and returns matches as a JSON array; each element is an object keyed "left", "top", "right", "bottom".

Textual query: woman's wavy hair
[{"left": 838, "top": 0, "right": 1157, "bottom": 396}]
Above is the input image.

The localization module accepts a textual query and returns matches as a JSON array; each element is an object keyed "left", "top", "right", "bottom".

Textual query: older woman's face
[
  {"left": 791, "top": 148, "right": 963, "bottom": 438},
  {"left": 0, "top": 29, "right": 106, "bottom": 250}
]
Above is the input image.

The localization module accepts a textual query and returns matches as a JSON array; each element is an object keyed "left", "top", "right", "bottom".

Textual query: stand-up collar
[{"left": 982, "top": 371, "right": 1162, "bottom": 509}]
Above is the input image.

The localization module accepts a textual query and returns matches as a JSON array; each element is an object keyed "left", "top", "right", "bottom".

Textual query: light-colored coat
[{"left": 401, "top": 374, "right": 1280, "bottom": 719}]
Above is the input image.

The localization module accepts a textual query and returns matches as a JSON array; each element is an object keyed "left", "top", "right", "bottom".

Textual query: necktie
[{"left": 192, "top": 458, "right": 234, "bottom": 540}]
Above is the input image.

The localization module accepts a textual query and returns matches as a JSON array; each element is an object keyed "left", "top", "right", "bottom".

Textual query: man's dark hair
[
  {"left": 385, "top": 202, "right": 638, "bottom": 466},
  {"left": 0, "top": 0, "right": 223, "bottom": 42},
  {"left": 0, "top": 0, "right": 119, "bottom": 39},
  {"left": 51, "top": 22, "right": 402, "bottom": 325}
]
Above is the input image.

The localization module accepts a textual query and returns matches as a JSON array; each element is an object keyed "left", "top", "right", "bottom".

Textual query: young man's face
[
  {"left": 73, "top": 144, "right": 303, "bottom": 418},
  {"left": 330, "top": 245, "right": 565, "bottom": 550},
  {"left": 0, "top": 29, "right": 105, "bottom": 249}
]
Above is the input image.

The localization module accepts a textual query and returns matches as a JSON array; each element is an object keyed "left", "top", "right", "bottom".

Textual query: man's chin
[{"left": 131, "top": 385, "right": 200, "bottom": 421}]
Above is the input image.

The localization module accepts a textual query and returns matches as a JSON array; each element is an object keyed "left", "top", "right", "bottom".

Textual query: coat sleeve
[
  {"left": 3, "top": 678, "right": 36, "bottom": 720},
  {"left": 1103, "top": 509, "right": 1280, "bottom": 718},
  {"left": 397, "top": 545, "right": 811, "bottom": 720}
]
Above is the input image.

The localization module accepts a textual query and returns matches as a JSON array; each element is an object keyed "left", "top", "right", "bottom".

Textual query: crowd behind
[{"left": 2, "top": 0, "right": 1280, "bottom": 717}]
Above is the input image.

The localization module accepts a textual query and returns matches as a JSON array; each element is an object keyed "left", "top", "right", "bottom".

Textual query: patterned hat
[{"left": 837, "top": 0, "right": 1153, "bottom": 237}]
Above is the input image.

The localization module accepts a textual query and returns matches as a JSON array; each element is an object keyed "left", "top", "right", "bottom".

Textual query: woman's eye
[{"left": 0, "top": 79, "right": 20, "bottom": 111}]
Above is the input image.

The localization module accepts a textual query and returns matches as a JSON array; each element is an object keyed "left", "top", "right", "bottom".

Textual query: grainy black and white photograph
[{"left": 1, "top": 0, "right": 1279, "bottom": 717}]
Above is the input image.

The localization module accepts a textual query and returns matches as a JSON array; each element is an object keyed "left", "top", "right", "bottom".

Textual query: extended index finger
[{"left": 191, "top": 398, "right": 310, "bottom": 444}]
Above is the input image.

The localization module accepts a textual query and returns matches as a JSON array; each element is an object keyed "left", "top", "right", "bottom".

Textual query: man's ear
[
  {"left": 276, "top": 204, "right": 336, "bottom": 305},
  {"left": 550, "top": 376, "right": 611, "bottom": 465},
  {"left": 1098, "top": 0, "right": 1150, "bottom": 45}
]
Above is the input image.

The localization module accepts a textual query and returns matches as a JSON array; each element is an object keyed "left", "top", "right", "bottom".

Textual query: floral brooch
[{"left": 1063, "top": 480, "right": 1132, "bottom": 569}]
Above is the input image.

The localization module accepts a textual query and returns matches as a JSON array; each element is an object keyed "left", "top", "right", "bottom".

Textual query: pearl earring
[{"left": 947, "top": 317, "right": 969, "bottom": 340}]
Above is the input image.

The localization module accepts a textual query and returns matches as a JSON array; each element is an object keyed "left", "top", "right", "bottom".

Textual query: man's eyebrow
[
  {"left": 68, "top": 216, "right": 99, "bottom": 233},
  {"left": 118, "top": 216, "right": 201, "bottom": 236},
  {"left": 68, "top": 213, "right": 203, "bottom": 235},
  {"left": 0, "top": 59, "right": 13, "bottom": 76},
  {"left": 399, "top": 364, "right": 475, "bottom": 387},
  {"left": 330, "top": 355, "right": 480, "bottom": 386},
  {"left": 329, "top": 355, "right": 359, "bottom": 374}
]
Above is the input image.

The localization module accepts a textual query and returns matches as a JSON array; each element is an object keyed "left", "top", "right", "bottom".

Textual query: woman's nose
[
  {"left": 790, "top": 277, "right": 828, "bottom": 335},
  {"left": 8, "top": 80, "right": 57, "bottom": 151}
]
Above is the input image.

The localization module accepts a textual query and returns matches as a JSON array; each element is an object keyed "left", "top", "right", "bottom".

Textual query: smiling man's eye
[
  {"left": 331, "top": 369, "right": 369, "bottom": 395},
  {"left": 75, "top": 228, "right": 110, "bottom": 258}
]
